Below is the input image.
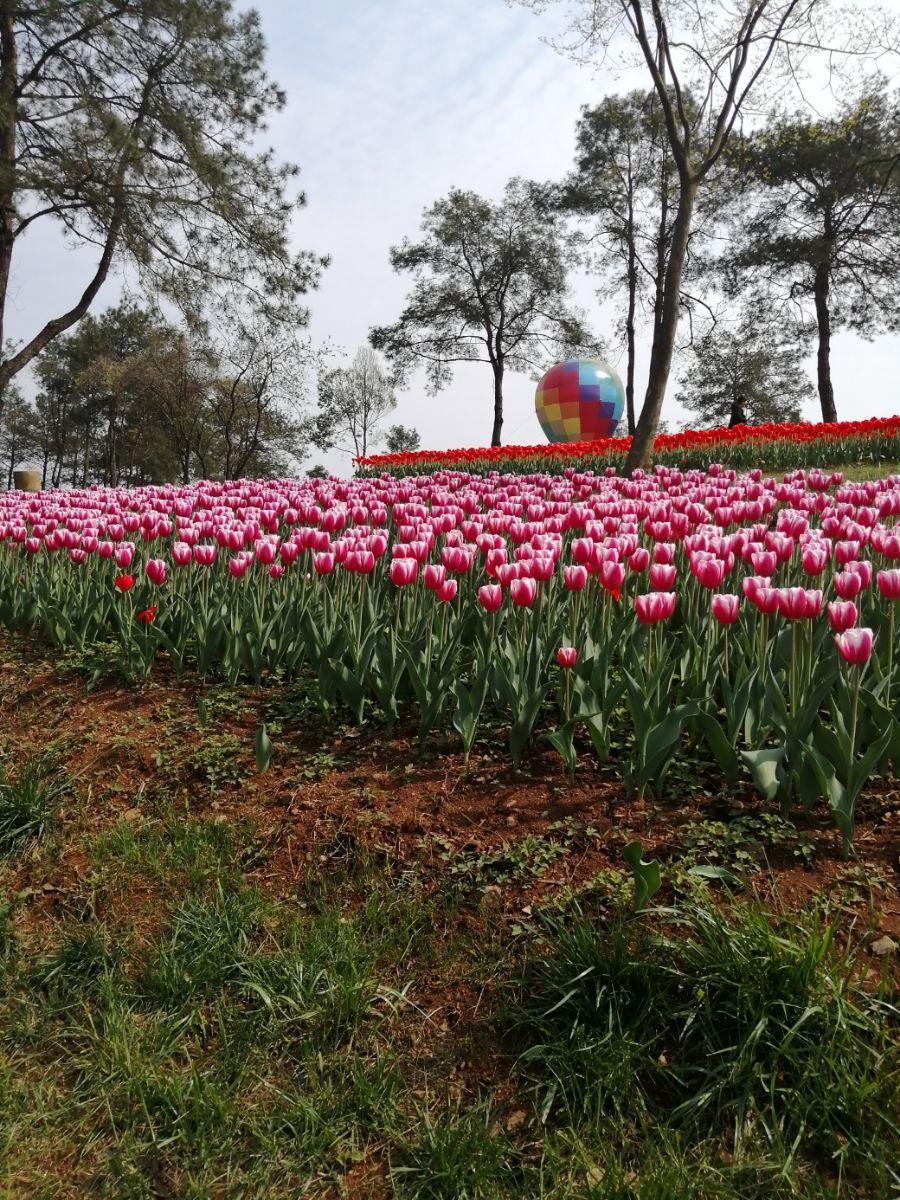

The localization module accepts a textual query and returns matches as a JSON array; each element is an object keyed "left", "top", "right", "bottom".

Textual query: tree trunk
[
  {"left": 490, "top": 362, "right": 504, "bottom": 447},
  {"left": 0, "top": 1, "right": 16, "bottom": 424},
  {"left": 625, "top": 177, "right": 697, "bottom": 474},
  {"left": 625, "top": 222, "right": 637, "bottom": 436},
  {"left": 813, "top": 262, "right": 837, "bottom": 423}
]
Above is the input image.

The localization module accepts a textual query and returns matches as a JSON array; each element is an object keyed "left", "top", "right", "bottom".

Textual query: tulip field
[
  {"left": 2, "top": 460, "right": 900, "bottom": 1200},
  {"left": 2, "top": 460, "right": 900, "bottom": 853},
  {"left": 356, "top": 414, "right": 900, "bottom": 476}
]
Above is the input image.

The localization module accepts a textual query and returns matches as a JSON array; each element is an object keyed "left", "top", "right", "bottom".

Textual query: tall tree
[
  {"left": 386, "top": 424, "right": 421, "bottom": 454},
  {"left": 202, "top": 314, "right": 313, "bottom": 480},
  {"left": 312, "top": 346, "right": 397, "bottom": 459},
  {"left": 518, "top": 0, "right": 892, "bottom": 470},
  {"left": 0, "top": 0, "right": 326, "bottom": 412},
  {"left": 676, "top": 309, "right": 813, "bottom": 428},
  {"left": 0, "top": 379, "right": 35, "bottom": 487},
  {"left": 722, "top": 86, "right": 900, "bottom": 422},
  {"left": 371, "top": 178, "right": 595, "bottom": 447},
  {"left": 558, "top": 91, "right": 678, "bottom": 435}
]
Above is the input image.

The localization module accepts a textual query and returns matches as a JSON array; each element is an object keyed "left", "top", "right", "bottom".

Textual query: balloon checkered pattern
[{"left": 535, "top": 358, "right": 625, "bottom": 443}]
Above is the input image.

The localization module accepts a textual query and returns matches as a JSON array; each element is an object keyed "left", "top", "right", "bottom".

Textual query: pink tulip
[
  {"left": 571, "top": 538, "right": 593, "bottom": 565},
  {"left": 115, "top": 544, "right": 134, "bottom": 568},
  {"left": 313, "top": 552, "right": 335, "bottom": 575},
  {"left": 254, "top": 539, "right": 277, "bottom": 566},
  {"left": 24, "top": 537, "right": 40, "bottom": 554},
  {"left": 844, "top": 560, "right": 872, "bottom": 589},
  {"left": 750, "top": 550, "right": 777, "bottom": 577},
  {"left": 827, "top": 600, "right": 857, "bottom": 632},
  {"left": 650, "top": 563, "right": 676, "bottom": 591},
  {"left": 751, "top": 586, "right": 780, "bottom": 616},
  {"left": 635, "top": 592, "right": 676, "bottom": 624},
  {"left": 557, "top": 647, "right": 577, "bottom": 669},
  {"left": 876, "top": 568, "right": 900, "bottom": 600},
  {"left": 228, "top": 556, "right": 250, "bottom": 579},
  {"left": 510, "top": 577, "right": 537, "bottom": 607},
  {"left": 146, "top": 558, "right": 167, "bottom": 586},
  {"left": 711, "top": 593, "right": 740, "bottom": 625},
  {"left": 193, "top": 544, "right": 217, "bottom": 566},
  {"left": 776, "top": 587, "right": 822, "bottom": 620},
  {"left": 600, "top": 559, "right": 625, "bottom": 597},
  {"left": 423, "top": 563, "right": 446, "bottom": 590},
  {"left": 563, "top": 564, "right": 588, "bottom": 591},
  {"left": 833, "top": 570, "right": 863, "bottom": 600},
  {"left": 693, "top": 556, "right": 726, "bottom": 589},
  {"left": 652, "top": 543, "right": 675, "bottom": 565},
  {"left": 389, "top": 557, "right": 418, "bottom": 586},
  {"left": 268, "top": 563, "right": 285, "bottom": 579},
  {"left": 172, "top": 541, "right": 192, "bottom": 567},
  {"left": 436, "top": 578, "right": 457, "bottom": 602},
  {"left": 800, "top": 543, "right": 829, "bottom": 575},
  {"left": 478, "top": 583, "right": 503, "bottom": 612},
  {"left": 628, "top": 547, "right": 650, "bottom": 572},
  {"left": 834, "top": 627, "right": 874, "bottom": 665}
]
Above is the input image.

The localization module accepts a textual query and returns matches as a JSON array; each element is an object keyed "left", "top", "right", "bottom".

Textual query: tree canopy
[
  {"left": 371, "top": 177, "right": 595, "bottom": 447},
  {"left": 517, "top": 0, "right": 894, "bottom": 469},
  {"left": 0, "top": 0, "right": 326, "bottom": 407},
  {"left": 676, "top": 309, "right": 813, "bottom": 429},
  {"left": 721, "top": 85, "right": 900, "bottom": 423}
]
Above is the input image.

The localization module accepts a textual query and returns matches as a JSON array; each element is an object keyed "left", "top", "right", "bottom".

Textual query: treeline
[{"left": 0, "top": 307, "right": 314, "bottom": 489}]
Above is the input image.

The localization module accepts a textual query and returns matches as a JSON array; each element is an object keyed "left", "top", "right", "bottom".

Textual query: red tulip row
[
  {"left": 2, "top": 462, "right": 899, "bottom": 850},
  {"left": 354, "top": 417, "right": 900, "bottom": 477}
]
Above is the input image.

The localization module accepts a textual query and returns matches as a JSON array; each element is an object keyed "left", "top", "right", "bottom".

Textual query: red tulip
[
  {"left": 114, "top": 574, "right": 134, "bottom": 592},
  {"left": 136, "top": 606, "right": 157, "bottom": 625}
]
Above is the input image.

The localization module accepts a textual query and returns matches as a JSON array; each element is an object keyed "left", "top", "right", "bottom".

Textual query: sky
[{"left": 6, "top": 0, "right": 900, "bottom": 477}]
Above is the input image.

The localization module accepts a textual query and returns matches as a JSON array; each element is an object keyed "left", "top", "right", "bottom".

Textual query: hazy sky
[{"left": 7, "top": 0, "right": 900, "bottom": 476}]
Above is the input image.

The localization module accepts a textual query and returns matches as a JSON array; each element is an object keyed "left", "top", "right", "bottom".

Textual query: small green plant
[
  {"left": 186, "top": 734, "right": 246, "bottom": 795},
  {"left": 0, "top": 757, "right": 66, "bottom": 857}
]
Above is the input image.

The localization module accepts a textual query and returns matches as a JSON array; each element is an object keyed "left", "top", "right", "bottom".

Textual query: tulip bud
[{"left": 556, "top": 647, "right": 577, "bottom": 669}]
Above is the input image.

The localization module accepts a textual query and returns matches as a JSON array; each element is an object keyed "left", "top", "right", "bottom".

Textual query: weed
[
  {"left": 186, "top": 733, "right": 246, "bottom": 795},
  {"left": 0, "top": 757, "right": 67, "bottom": 856}
]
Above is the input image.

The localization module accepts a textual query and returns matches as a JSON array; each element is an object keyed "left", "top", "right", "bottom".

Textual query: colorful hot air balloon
[{"left": 535, "top": 359, "right": 625, "bottom": 443}]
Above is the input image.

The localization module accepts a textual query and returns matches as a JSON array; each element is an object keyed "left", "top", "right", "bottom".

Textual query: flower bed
[
  {"left": 354, "top": 416, "right": 900, "bottom": 476},
  {"left": 2, "top": 463, "right": 899, "bottom": 850}
]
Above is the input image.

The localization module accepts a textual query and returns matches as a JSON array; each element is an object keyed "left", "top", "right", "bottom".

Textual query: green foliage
[
  {"left": 722, "top": 84, "right": 900, "bottom": 419},
  {"left": 0, "top": 0, "right": 326, "bottom": 399},
  {"left": 676, "top": 308, "right": 813, "bottom": 428},
  {"left": 508, "top": 901, "right": 899, "bottom": 1191},
  {"left": 370, "top": 177, "right": 596, "bottom": 445},
  {"left": 0, "top": 757, "right": 66, "bottom": 857}
]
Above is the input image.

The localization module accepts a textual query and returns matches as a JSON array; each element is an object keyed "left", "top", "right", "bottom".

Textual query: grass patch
[
  {"left": 0, "top": 756, "right": 67, "bottom": 857},
  {"left": 506, "top": 899, "right": 899, "bottom": 1195}
]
